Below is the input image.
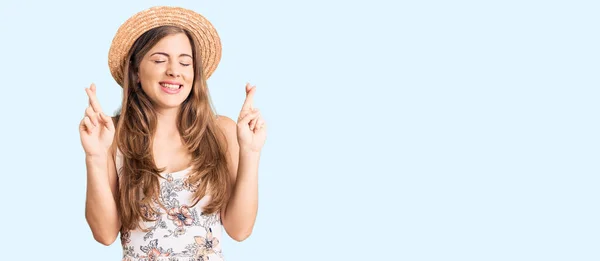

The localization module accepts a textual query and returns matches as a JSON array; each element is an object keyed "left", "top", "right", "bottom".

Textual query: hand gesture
[
  {"left": 237, "top": 83, "right": 267, "bottom": 153},
  {"left": 79, "top": 83, "right": 115, "bottom": 157}
]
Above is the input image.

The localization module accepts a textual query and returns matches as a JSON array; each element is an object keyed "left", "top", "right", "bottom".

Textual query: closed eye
[{"left": 180, "top": 63, "right": 191, "bottom": 67}]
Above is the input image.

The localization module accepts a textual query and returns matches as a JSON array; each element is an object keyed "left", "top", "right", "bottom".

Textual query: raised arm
[
  {"left": 80, "top": 83, "right": 121, "bottom": 245},
  {"left": 219, "top": 83, "right": 267, "bottom": 242}
]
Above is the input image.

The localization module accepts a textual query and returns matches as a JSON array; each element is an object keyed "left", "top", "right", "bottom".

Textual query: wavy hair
[{"left": 114, "top": 26, "right": 230, "bottom": 231}]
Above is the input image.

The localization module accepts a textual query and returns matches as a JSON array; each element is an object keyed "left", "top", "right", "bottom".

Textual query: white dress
[{"left": 116, "top": 149, "right": 224, "bottom": 261}]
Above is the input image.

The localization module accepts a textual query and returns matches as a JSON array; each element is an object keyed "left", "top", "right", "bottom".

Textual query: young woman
[{"left": 79, "top": 6, "right": 266, "bottom": 260}]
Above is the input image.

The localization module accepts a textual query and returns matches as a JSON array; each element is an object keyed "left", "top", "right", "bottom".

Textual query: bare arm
[
  {"left": 85, "top": 139, "right": 121, "bottom": 246},
  {"left": 80, "top": 84, "right": 121, "bottom": 246},
  {"left": 218, "top": 115, "right": 260, "bottom": 242}
]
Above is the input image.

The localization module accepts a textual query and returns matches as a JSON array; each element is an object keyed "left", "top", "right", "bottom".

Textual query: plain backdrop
[{"left": 0, "top": 0, "right": 598, "bottom": 260}]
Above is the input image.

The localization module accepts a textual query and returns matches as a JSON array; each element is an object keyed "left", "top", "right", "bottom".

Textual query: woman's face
[{"left": 137, "top": 33, "right": 194, "bottom": 110}]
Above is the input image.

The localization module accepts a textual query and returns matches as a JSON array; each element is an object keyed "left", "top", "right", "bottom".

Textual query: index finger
[
  {"left": 241, "top": 83, "right": 256, "bottom": 111},
  {"left": 85, "top": 83, "right": 104, "bottom": 113}
]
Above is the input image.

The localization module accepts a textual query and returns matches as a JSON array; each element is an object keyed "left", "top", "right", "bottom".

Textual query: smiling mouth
[{"left": 160, "top": 83, "right": 182, "bottom": 90}]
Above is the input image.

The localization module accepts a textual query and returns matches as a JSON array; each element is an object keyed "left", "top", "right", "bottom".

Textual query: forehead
[{"left": 148, "top": 33, "right": 193, "bottom": 55}]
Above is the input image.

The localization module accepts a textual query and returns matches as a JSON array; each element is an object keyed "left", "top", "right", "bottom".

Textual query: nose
[{"left": 166, "top": 62, "right": 181, "bottom": 78}]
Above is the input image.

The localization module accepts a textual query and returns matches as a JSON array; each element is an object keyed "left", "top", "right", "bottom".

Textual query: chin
[
  {"left": 151, "top": 96, "right": 185, "bottom": 109},
  {"left": 162, "top": 100, "right": 187, "bottom": 109}
]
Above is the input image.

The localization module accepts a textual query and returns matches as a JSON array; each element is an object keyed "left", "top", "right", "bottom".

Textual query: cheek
[
  {"left": 183, "top": 67, "right": 195, "bottom": 82},
  {"left": 141, "top": 66, "right": 160, "bottom": 79},
  {"left": 139, "top": 77, "right": 155, "bottom": 92},
  {"left": 138, "top": 69, "right": 158, "bottom": 91},
  {"left": 137, "top": 66, "right": 150, "bottom": 82},
  {"left": 140, "top": 70, "right": 165, "bottom": 89}
]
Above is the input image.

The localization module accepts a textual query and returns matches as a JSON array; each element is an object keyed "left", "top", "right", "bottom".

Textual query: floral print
[
  {"left": 140, "top": 239, "right": 174, "bottom": 259},
  {"left": 167, "top": 206, "right": 195, "bottom": 227},
  {"left": 182, "top": 176, "right": 200, "bottom": 193},
  {"left": 194, "top": 228, "right": 220, "bottom": 259},
  {"left": 117, "top": 162, "right": 224, "bottom": 261},
  {"left": 121, "top": 230, "right": 131, "bottom": 245},
  {"left": 141, "top": 204, "right": 159, "bottom": 220}
]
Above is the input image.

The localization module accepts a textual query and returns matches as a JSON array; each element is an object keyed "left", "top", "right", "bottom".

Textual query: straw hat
[{"left": 108, "top": 6, "right": 222, "bottom": 87}]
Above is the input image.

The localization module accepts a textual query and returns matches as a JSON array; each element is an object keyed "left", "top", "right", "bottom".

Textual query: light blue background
[{"left": 0, "top": 0, "right": 598, "bottom": 260}]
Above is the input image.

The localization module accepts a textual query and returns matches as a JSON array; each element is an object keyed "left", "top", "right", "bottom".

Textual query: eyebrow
[{"left": 150, "top": 52, "right": 193, "bottom": 59}]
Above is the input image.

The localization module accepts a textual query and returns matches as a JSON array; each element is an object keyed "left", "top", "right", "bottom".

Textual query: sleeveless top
[{"left": 116, "top": 149, "right": 225, "bottom": 261}]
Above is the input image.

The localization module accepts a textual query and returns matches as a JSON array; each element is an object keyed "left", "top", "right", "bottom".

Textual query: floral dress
[{"left": 116, "top": 149, "right": 224, "bottom": 261}]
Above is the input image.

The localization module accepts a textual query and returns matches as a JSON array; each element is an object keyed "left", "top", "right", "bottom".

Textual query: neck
[{"left": 155, "top": 107, "right": 180, "bottom": 138}]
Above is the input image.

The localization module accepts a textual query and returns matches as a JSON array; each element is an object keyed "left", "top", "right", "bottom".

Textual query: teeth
[{"left": 161, "top": 83, "right": 180, "bottom": 90}]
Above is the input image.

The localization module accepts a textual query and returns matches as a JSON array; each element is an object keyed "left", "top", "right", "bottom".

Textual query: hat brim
[{"left": 108, "top": 6, "right": 221, "bottom": 87}]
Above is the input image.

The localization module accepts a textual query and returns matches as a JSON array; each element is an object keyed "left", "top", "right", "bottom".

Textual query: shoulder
[
  {"left": 215, "top": 115, "right": 236, "bottom": 135},
  {"left": 215, "top": 115, "right": 239, "bottom": 156}
]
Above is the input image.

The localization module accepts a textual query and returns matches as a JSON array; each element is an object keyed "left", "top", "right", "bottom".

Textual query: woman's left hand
[{"left": 237, "top": 83, "right": 267, "bottom": 153}]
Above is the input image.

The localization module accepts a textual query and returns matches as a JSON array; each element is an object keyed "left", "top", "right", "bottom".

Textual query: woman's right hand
[{"left": 79, "top": 83, "right": 115, "bottom": 157}]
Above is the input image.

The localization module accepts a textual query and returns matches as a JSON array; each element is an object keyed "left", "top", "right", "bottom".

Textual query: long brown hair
[{"left": 114, "top": 26, "right": 230, "bottom": 231}]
